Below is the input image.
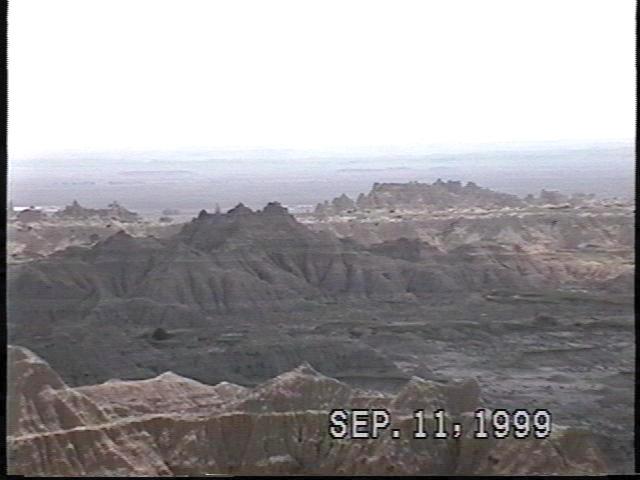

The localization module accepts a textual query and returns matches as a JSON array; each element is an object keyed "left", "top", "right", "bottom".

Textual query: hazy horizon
[
  {"left": 8, "top": 0, "right": 635, "bottom": 211},
  {"left": 9, "top": 0, "right": 635, "bottom": 159},
  {"left": 9, "top": 142, "right": 634, "bottom": 214},
  {"left": 8, "top": 138, "right": 634, "bottom": 162}
]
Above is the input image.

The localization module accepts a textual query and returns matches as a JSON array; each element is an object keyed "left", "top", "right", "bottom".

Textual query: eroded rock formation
[
  {"left": 7, "top": 346, "right": 607, "bottom": 476},
  {"left": 55, "top": 200, "right": 140, "bottom": 222}
]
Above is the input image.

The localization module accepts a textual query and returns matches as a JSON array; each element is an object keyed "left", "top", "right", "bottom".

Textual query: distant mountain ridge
[
  {"left": 7, "top": 190, "right": 633, "bottom": 389},
  {"left": 9, "top": 194, "right": 630, "bottom": 328},
  {"left": 314, "top": 179, "right": 598, "bottom": 215}
]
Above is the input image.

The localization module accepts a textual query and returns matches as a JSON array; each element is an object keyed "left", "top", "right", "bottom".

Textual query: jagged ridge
[{"left": 8, "top": 346, "right": 607, "bottom": 476}]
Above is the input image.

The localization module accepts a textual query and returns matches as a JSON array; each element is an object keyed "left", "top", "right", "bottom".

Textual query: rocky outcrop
[
  {"left": 55, "top": 200, "right": 140, "bottom": 222},
  {"left": 8, "top": 196, "right": 633, "bottom": 390},
  {"left": 7, "top": 209, "right": 182, "bottom": 264},
  {"left": 315, "top": 181, "right": 608, "bottom": 215},
  {"left": 7, "top": 346, "right": 608, "bottom": 476},
  {"left": 7, "top": 346, "right": 111, "bottom": 437},
  {"left": 304, "top": 182, "right": 633, "bottom": 298},
  {"left": 16, "top": 195, "right": 627, "bottom": 329},
  {"left": 538, "top": 189, "right": 569, "bottom": 206},
  {"left": 318, "top": 180, "right": 526, "bottom": 213},
  {"left": 391, "top": 376, "right": 482, "bottom": 415},
  {"left": 232, "top": 362, "right": 353, "bottom": 412},
  {"left": 16, "top": 208, "right": 47, "bottom": 223},
  {"left": 315, "top": 194, "right": 357, "bottom": 215},
  {"left": 8, "top": 202, "right": 463, "bottom": 330},
  {"left": 368, "top": 237, "right": 430, "bottom": 262}
]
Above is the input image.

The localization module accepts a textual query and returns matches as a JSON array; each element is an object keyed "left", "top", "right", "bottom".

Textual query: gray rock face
[
  {"left": 16, "top": 191, "right": 625, "bottom": 329},
  {"left": 55, "top": 200, "right": 140, "bottom": 222},
  {"left": 16, "top": 208, "right": 47, "bottom": 223},
  {"left": 7, "top": 183, "right": 634, "bottom": 473},
  {"left": 538, "top": 189, "right": 569, "bottom": 205},
  {"left": 316, "top": 180, "right": 607, "bottom": 214},
  {"left": 315, "top": 193, "right": 357, "bottom": 215},
  {"left": 343, "top": 180, "right": 526, "bottom": 211},
  {"left": 8, "top": 202, "right": 466, "bottom": 329},
  {"left": 7, "top": 195, "right": 633, "bottom": 389}
]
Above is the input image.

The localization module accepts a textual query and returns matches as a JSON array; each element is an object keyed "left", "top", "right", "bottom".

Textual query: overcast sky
[{"left": 8, "top": 0, "right": 635, "bottom": 160}]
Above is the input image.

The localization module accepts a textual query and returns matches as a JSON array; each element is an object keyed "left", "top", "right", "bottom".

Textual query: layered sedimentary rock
[
  {"left": 7, "top": 186, "right": 634, "bottom": 473},
  {"left": 314, "top": 180, "right": 603, "bottom": 216},
  {"left": 304, "top": 181, "right": 633, "bottom": 296},
  {"left": 7, "top": 346, "right": 607, "bottom": 476},
  {"left": 11, "top": 197, "right": 628, "bottom": 331},
  {"left": 8, "top": 197, "right": 633, "bottom": 389},
  {"left": 4, "top": 202, "right": 459, "bottom": 331},
  {"left": 16, "top": 208, "right": 47, "bottom": 223},
  {"left": 315, "top": 180, "right": 526, "bottom": 215},
  {"left": 8, "top": 203, "right": 180, "bottom": 264},
  {"left": 55, "top": 200, "right": 140, "bottom": 222}
]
